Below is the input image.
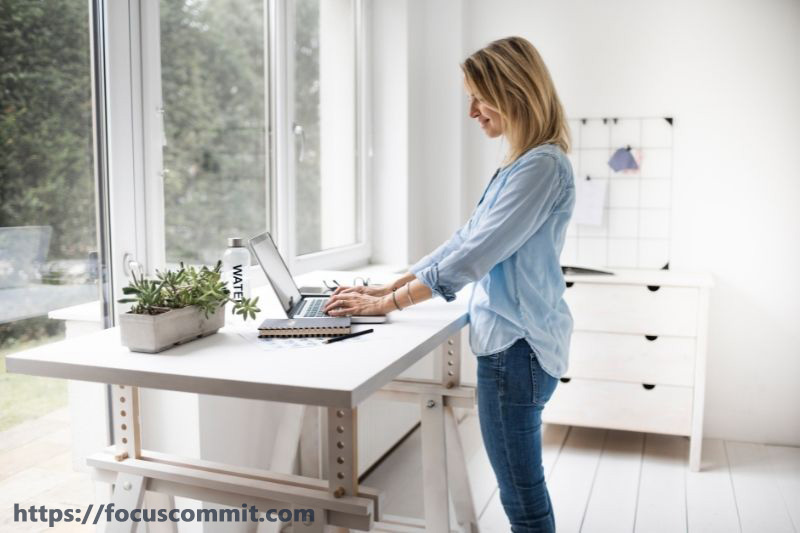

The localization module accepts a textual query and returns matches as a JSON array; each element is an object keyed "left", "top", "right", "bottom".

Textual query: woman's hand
[
  {"left": 330, "top": 284, "right": 391, "bottom": 298},
  {"left": 323, "top": 291, "right": 390, "bottom": 317}
]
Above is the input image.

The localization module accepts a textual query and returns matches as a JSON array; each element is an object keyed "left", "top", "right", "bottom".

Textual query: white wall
[
  {"left": 373, "top": 0, "right": 800, "bottom": 445},
  {"left": 371, "top": 0, "right": 465, "bottom": 265},
  {"left": 407, "top": 0, "right": 465, "bottom": 262},
  {"left": 451, "top": 0, "right": 800, "bottom": 445}
]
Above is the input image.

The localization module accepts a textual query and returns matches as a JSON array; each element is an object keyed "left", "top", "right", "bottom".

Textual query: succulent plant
[{"left": 118, "top": 261, "right": 260, "bottom": 320}]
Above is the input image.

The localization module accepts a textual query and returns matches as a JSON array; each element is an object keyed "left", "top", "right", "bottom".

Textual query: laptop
[{"left": 248, "top": 232, "right": 387, "bottom": 324}]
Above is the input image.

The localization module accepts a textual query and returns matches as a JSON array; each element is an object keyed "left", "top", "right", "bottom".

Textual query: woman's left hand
[{"left": 324, "top": 292, "right": 388, "bottom": 317}]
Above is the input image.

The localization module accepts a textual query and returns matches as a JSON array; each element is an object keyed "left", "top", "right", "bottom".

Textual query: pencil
[{"left": 325, "top": 328, "right": 374, "bottom": 344}]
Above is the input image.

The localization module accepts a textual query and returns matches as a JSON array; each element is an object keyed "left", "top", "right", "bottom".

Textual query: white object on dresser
[{"left": 543, "top": 268, "right": 713, "bottom": 471}]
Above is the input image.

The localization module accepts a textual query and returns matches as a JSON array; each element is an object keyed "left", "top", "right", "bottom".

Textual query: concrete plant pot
[{"left": 119, "top": 305, "right": 225, "bottom": 353}]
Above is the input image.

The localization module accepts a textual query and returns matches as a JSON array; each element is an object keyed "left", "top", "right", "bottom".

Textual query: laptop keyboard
[{"left": 299, "top": 298, "right": 329, "bottom": 317}]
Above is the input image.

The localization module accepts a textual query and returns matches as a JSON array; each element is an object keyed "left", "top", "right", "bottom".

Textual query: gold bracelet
[
  {"left": 405, "top": 281, "right": 415, "bottom": 306},
  {"left": 392, "top": 289, "right": 403, "bottom": 311}
]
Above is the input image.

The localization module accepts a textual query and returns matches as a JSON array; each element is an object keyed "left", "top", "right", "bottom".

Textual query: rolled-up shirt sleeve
[{"left": 411, "top": 153, "right": 564, "bottom": 302}]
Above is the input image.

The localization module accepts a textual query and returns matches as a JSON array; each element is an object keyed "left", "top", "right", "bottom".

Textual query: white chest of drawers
[{"left": 542, "top": 269, "right": 713, "bottom": 471}]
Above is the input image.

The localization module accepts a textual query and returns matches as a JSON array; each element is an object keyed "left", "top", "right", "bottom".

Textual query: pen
[{"left": 325, "top": 328, "right": 374, "bottom": 344}]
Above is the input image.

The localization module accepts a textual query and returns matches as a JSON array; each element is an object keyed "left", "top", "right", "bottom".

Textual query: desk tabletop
[{"left": 6, "top": 277, "right": 468, "bottom": 408}]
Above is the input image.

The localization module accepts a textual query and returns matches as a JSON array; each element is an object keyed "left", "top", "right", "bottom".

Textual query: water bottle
[{"left": 222, "top": 237, "right": 251, "bottom": 303}]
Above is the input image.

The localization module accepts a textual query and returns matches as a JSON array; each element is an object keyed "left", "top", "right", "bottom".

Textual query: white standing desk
[{"left": 6, "top": 283, "right": 478, "bottom": 533}]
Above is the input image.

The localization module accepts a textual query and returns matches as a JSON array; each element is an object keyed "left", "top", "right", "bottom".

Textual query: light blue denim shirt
[{"left": 410, "top": 143, "right": 575, "bottom": 378}]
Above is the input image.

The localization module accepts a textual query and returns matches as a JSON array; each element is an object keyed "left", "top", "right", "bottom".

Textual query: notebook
[{"left": 258, "top": 317, "right": 351, "bottom": 338}]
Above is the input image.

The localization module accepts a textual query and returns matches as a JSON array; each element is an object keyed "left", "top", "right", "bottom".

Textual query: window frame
[
  {"left": 140, "top": 0, "right": 166, "bottom": 272},
  {"left": 105, "top": 0, "right": 151, "bottom": 287}
]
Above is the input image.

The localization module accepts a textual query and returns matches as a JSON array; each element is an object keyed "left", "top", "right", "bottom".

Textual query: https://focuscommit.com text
[{"left": 13, "top": 503, "right": 315, "bottom": 527}]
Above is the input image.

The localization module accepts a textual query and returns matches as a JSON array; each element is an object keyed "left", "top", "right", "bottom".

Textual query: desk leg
[
  {"left": 111, "top": 385, "right": 141, "bottom": 461},
  {"left": 105, "top": 473, "right": 146, "bottom": 533},
  {"left": 258, "top": 404, "right": 308, "bottom": 533},
  {"left": 105, "top": 385, "right": 146, "bottom": 532},
  {"left": 445, "top": 406, "right": 479, "bottom": 533},
  {"left": 420, "top": 394, "right": 450, "bottom": 533},
  {"left": 442, "top": 335, "right": 461, "bottom": 390},
  {"left": 292, "top": 504, "right": 324, "bottom": 532},
  {"left": 442, "top": 332, "right": 480, "bottom": 532},
  {"left": 144, "top": 493, "right": 177, "bottom": 533},
  {"left": 327, "top": 406, "right": 358, "bottom": 532}
]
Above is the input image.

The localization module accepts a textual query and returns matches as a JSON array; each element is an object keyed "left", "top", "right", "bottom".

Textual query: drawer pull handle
[
  {"left": 645, "top": 335, "right": 658, "bottom": 341},
  {"left": 647, "top": 285, "right": 661, "bottom": 292},
  {"left": 559, "top": 377, "right": 571, "bottom": 383},
  {"left": 642, "top": 383, "right": 656, "bottom": 390},
  {"left": 565, "top": 281, "right": 574, "bottom": 288}
]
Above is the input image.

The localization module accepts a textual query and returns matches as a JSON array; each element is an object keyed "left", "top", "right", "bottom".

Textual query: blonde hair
[{"left": 462, "top": 36, "right": 570, "bottom": 163}]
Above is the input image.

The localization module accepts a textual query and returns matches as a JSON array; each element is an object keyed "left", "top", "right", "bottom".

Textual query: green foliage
[
  {"left": 118, "top": 261, "right": 260, "bottom": 320},
  {"left": 0, "top": 316, "right": 65, "bottom": 352},
  {"left": 2, "top": 0, "right": 327, "bottom": 269},
  {"left": 1, "top": 317, "right": 68, "bottom": 432},
  {"left": 0, "top": 0, "right": 96, "bottom": 260},
  {"left": 160, "top": 0, "right": 269, "bottom": 264}
]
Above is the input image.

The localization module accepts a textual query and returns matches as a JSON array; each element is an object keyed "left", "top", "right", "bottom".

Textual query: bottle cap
[{"left": 228, "top": 237, "right": 244, "bottom": 247}]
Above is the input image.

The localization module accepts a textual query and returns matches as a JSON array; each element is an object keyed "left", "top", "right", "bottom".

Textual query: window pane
[
  {"left": 160, "top": 0, "right": 267, "bottom": 265},
  {"left": 1, "top": 1, "right": 103, "bottom": 429},
  {"left": 294, "top": 0, "right": 358, "bottom": 256}
]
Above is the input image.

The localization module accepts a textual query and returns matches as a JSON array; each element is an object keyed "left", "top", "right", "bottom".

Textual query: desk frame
[{"left": 93, "top": 333, "right": 478, "bottom": 533}]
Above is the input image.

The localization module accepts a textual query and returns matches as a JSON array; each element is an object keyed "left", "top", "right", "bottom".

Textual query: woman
[{"left": 324, "top": 36, "right": 574, "bottom": 532}]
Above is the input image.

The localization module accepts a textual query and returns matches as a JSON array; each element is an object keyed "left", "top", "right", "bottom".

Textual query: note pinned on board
[
  {"left": 608, "top": 147, "right": 639, "bottom": 172},
  {"left": 573, "top": 177, "right": 607, "bottom": 226}
]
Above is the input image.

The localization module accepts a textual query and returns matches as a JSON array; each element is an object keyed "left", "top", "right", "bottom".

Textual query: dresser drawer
[
  {"left": 567, "top": 331, "right": 696, "bottom": 386},
  {"left": 564, "top": 283, "right": 699, "bottom": 336},
  {"left": 542, "top": 378, "right": 693, "bottom": 436}
]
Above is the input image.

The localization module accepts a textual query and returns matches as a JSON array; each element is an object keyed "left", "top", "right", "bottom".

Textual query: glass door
[{"left": 0, "top": 0, "right": 114, "bottom": 440}]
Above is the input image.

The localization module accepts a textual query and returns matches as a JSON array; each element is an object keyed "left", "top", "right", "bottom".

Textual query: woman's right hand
[{"left": 331, "top": 284, "right": 391, "bottom": 298}]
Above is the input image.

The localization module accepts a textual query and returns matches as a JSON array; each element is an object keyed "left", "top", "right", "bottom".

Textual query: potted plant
[{"left": 117, "top": 261, "right": 260, "bottom": 353}]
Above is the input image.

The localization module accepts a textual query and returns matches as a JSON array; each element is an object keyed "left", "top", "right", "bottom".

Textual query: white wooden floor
[
  {"left": 1, "top": 409, "right": 798, "bottom": 532},
  {"left": 362, "top": 412, "right": 800, "bottom": 533}
]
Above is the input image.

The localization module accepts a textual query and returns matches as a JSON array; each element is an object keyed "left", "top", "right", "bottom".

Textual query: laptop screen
[{"left": 249, "top": 232, "right": 302, "bottom": 314}]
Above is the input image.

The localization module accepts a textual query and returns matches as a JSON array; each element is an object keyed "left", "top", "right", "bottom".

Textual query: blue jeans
[{"left": 477, "top": 338, "right": 559, "bottom": 533}]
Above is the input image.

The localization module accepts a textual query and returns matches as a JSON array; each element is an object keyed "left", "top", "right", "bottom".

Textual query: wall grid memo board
[{"left": 561, "top": 116, "right": 675, "bottom": 270}]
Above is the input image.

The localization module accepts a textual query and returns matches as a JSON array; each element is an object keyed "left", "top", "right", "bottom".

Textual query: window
[
  {"left": 159, "top": 0, "right": 268, "bottom": 266},
  {"left": 270, "top": 0, "right": 369, "bottom": 273},
  {"left": 140, "top": 0, "right": 369, "bottom": 273},
  {"left": 292, "top": 0, "right": 358, "bottom": 256}
]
